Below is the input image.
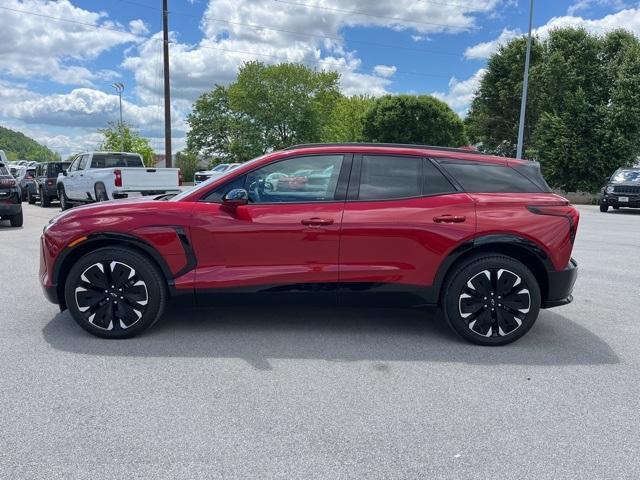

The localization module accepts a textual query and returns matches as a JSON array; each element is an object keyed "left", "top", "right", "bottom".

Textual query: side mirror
[
  {"left": 62, "top": 170, "right": 68, "bottom": 176},
  {"left": 222, "top": 188, "right": 248, "bottom": 207}
]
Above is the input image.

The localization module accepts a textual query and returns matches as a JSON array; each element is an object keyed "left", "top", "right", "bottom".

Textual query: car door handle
[
  {"left": 301, "top": 218, "right": 334, "bottom": 226},
  {"left": 433, "top": 215, "right": 466, "bottom": 223}
]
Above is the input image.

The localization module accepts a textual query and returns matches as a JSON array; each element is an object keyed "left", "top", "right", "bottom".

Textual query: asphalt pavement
[{"left": 1, "top": 203, "right": 639, "bottom": 479}]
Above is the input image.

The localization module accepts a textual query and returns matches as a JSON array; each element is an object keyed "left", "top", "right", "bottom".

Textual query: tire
[
  {"left": 64, "top": 247, "right": 167, "bottom": 339},
  {"left": 95, "top": 183, "right": 109, "bottom": 202},
  {"left": 441, "top": 254, "right": 541, "bottom": 346},
  {"left": 612, "top": 206, "right": 619, "bottom": 210},
  {"left": 600, "top": 204, "right": 609, "bottom": 212},
  {"left": 40, "top": 188, "right": 51, "bottom": 208},
  {"left": 59, "top": 186, "right": 71, "bottom": 211},
  {"left": 28, "top": 190, "right": 36, "bottom": 205},
  {"left": 9, "top": 209, "right": 23, "bottom": 227}
]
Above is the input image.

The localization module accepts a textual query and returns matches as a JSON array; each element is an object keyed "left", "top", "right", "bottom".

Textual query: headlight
[{"left": 606, "top": 186, "right": 614, "bottom": 193}]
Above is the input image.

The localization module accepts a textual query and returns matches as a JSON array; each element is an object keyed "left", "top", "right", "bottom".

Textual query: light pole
[
  {"left": 516, "top": 0, "right": 534, "bottom": 160},
  {"left": 112, "top": 82, "right": 125, "bottom": 152}
]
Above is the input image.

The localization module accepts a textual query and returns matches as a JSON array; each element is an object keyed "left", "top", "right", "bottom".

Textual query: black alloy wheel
[
  {"left": 64, "top": 247, "right": 167, "bottom": 338},
  {"left": 442, "top": 255, "right": 541, "bottom": 346}
]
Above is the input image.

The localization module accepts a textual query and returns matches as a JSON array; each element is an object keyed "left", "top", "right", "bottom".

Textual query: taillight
[
  {"left": 527, "top": 205, "right": 580, "bottom": 243},
  {"left": 114, "top": 169, "right": 122, "bottom": 187},
  {"left": 178, "top": 169, "right": 183, "bottom": 186},
  {"left": 0, "top": 178, "right": 16, "bottom": 187},
  {"left": 47, "top": 179, "right": 54, "bottom": 186}
]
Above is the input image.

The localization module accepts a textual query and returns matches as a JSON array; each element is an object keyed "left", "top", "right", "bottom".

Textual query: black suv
[
  {"left": 0, "top": 162, "right": 23, "bottom": 227},
  {"left": 32, "top": 161, "right": 70, "bottom": 207},
  {"left": 600, "top": 168, "right": 640, "bottom": 212}
]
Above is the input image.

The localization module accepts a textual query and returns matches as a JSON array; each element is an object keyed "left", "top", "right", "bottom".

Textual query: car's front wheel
[
  {"left": 9, "top": 209, "right": 23, "bottom": 227},
  {"left": 442, "top": 254, "right": 541, "bottom": 346},
  {"left": 600, "top": 204, "right": 609, "bottom": 212},
  {"left": 40, "top": 188, "right": 51, "bottom": 207},
  {"left": 64, "top": 247, "right": 167, "bottom": 339}
]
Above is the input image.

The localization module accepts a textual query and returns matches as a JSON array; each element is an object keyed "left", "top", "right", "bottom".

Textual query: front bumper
[
  {"left": 542, "top": 258, "right": 578, "bottom": 308},
  {"left": 601, "top": 194, "right": 640, "bottom": 207}
]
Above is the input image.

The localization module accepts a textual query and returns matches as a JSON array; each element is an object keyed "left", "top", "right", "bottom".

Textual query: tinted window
[
  {"left": 423, "top": 159, "right": 456, "bottom": 195},
  {"left": 0, "top": 166, "right": 8, "bottom": 176},
  {"left": 49, "top": 162, "right": 70, "bottom": 177},
  {"left": 439, "top": 160, "right": 543, "bottom": 193},
  {"left": 358, "top": 155, "right": 421, "bottom": 200},
  {"left": 91, "top": 154, "right": 144, "bottom": 168}
]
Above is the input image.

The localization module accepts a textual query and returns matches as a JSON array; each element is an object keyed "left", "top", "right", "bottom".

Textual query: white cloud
[
  {"left": 465, "top": 8, "right": 640, "bottom": 60},
  {"left": 0, "top": 0, "right": 140, "bottom": 85},
  {"left": 373, "top": 65, "right": 397, "bottom": 78},
  {"left": 129, "top": 19, "right": 150, "bottom": 36},
  {"left": 464, "top": 28, "right": 520, "bottom": 59},
  {"left": 567, "top": 0, "right": 629, "bottom": 16},
  {"left": 433, "top": 68, "right": 486, "bottom": 114}
]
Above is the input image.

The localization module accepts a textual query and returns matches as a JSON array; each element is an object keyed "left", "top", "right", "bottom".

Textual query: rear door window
[
  {"left": 438, "top": 160, "right": 543, "bottom": 193},
  {"left": 91, "top": 154, "right": 144, "bottom": 168},
  {"left": 358, "top": 155, "right": 422, "bottom": 200}
]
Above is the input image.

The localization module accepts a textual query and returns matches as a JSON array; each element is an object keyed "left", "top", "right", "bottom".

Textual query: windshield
[
  {"left": 91, "top": 153, "right": 144, "bottom": 168},
  {"left": 612, "top": 170, "right": 640, "bottom": 183},
  {"left": 170, "top": 155, "right": 265, "bottom": 202},
  {"left": 211, "top": 164, "right": 229, "bottom": 172}
]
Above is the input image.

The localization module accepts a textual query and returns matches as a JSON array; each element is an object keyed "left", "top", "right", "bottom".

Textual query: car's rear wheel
[
  {"left": 612, "top": 206, "right": 619, "bottom": 210},
  {"left": 600, "top": 204, "right": 609, "bottom": 212},
  {"left": 9, "top": 209, "right": 23, "bottom": 227},
  {"left": 442, "top": 254, "right": 541, "bottom": 346},
  {"left": 59, "top": 186, "right": 71, "bottom": 211},
  {"left": 40, "top": 188, "right": 51, "bottom": 207},
  {"left": 64, "top": 247, "right": 167, "bottom": 339}
]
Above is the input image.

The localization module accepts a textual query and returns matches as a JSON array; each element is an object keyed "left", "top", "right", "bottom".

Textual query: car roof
[{"left": 283, "top": 143, "right": 523, "bottom": 166}]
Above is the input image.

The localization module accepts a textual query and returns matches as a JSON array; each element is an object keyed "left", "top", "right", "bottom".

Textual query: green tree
[
  {"left": 99, "top": 122, "right": 155, "bottom": 167},
  {"left": 465, "top": 37, "right": 544, "bottom": 157},
  {"left": 186, "top": 85, "right": 264, "bottom": 161},
  {"left": 362, "top": 95, "right": 466, "bottom": 146},
  {"left": 186, "top": 61, "right": 341, "bottom": 161},
  {"left": 175, "top": 150, "right": 199, "bottom": 183},
  {"left": 322, "top": 95, "right": 375, "bottom": 142},
  {"left": 0, "top": 125, "right": 60, "bottom": 161},
  {"left": 466, "top": 28, "right": 640, "bottom": 191}
]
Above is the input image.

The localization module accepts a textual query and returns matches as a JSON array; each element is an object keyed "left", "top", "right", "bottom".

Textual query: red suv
[{"left": 40, "top": 144, "right": 579, "bottom": 345}]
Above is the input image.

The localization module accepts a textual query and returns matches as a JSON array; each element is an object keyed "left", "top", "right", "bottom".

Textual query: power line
[
  {"left": 0, "top": 5, "right": 138, "bottom": 35},
  {"left": 271, "top": 0, "right": 473, "bottom": 30},
  {"left": 105, "top": 0, "right": 461, "bottom": 57},
  {"left": 193, "top": 43, "right": 452, "bottom": 79}
]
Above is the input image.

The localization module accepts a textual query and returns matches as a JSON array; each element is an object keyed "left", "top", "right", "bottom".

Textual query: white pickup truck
[{"left": 57, "top": 151, "right": 181, "bottom": 210}]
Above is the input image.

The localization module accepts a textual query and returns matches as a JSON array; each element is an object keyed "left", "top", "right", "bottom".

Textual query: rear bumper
[
  {"left": 113, "top": 188, "right": 181, "bottom": 199},
  {"left": 542, "top": 258, "right": 578, "bottom": 308},
  {"left": 0, "top": 203, "right": 21, "bottom": 216}
]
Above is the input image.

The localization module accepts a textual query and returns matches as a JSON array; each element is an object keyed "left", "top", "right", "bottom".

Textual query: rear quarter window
[
  {"left": 91, "top": 154, "right": 144, "bottom": 168},
  {"left": 438, "top": 160, "right": 544, "bottom": 193}
]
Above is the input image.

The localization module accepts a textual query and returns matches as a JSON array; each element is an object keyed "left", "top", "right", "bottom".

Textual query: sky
[{"left": 1, "top": 0, "right": 639, "bottom": 158}]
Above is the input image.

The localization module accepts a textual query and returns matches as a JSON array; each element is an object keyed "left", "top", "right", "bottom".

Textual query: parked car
[
  {"left": 31, "top": 161, "right": 71, "bottom": 206},
  {"left": 40, "top": 143, "right": 579, "bottom": 345},
  {"left": 16, "top": 167, "right": 37, "bottom": 201},
  {"left": 57, "top": 151, "right": 181, "bottom": 210},
  {"left": 194, "top": 163, "right": 241, "bottom": 184},
  {"left": 0, "top": 161, "right": 23, "bottom": 227},
  {"left": 600, "top": 168, "right": 640, "bottom": 212}
]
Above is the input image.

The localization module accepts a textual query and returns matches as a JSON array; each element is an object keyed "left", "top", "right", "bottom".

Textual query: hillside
[{"left": 0, "top": 125, "right": 60, "bottom": 161}]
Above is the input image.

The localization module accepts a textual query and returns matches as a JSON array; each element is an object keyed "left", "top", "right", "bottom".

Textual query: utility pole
[
  {"left": 163, "top": 0, "right": 172, "bottom": 168},
  {"left": 111, "top": 82, "right": 125, "bottom": 152},
  {"left": 516, "top": 0, "right": 534, "bottom": 160}
]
